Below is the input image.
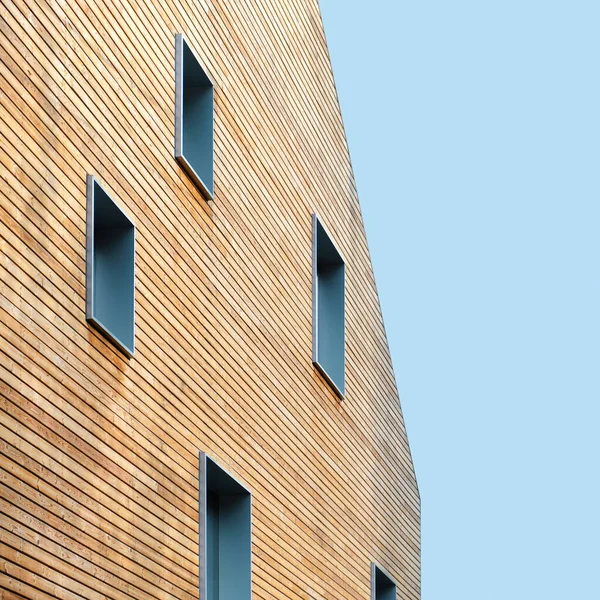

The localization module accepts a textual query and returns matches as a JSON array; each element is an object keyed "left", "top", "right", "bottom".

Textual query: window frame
[
  {"left": 85, "top": 174, "right": 136, "bottom": 358},
  {"left": 371, "top": 562, "right": 397, "bottom": 600},
  {"left": 312, "top": 213, "right": 346, "bottom": 399},
  {"left": 199, "top": 451, "right": 252, "bottom": 600},
  {"left": 175, "top": 33, "right": 215, "bottom": 200}
]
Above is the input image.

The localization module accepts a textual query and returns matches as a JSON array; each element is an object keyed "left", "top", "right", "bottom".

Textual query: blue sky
[{"left": 320, "top": 1, "right": 600, "bottom": 598}]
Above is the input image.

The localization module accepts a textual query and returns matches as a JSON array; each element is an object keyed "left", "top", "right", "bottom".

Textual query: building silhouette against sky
[{"left": 0, "top": 1, "right": 420, "bottom": 598}]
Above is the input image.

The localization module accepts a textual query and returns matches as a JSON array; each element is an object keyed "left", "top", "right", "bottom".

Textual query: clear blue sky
[{"left": 320, "top": 1, "right": 600, "bottom": 598}]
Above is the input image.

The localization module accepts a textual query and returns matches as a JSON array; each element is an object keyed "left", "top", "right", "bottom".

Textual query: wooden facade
[{"left": 0, "top": 0, "right": 420, "bottom": 598}]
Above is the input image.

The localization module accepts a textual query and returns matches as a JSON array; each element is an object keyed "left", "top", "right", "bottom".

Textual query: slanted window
[
  {"left": 371, "top": 563, "right": 397, "bottom": 600},
  {"left": 312, "top": 214, "right": 345, "bottom": 398},
  {"left": 199, "top": 452, "right": 252, "bottom": 600},
  {"left": 86, "top": 175, "right": 135, "bottom": 357},
  {"left": 175, "top": 33, "right": 214, "bottom": 199}
]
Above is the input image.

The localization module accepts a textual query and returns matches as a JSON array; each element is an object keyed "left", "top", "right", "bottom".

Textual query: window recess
[
  {"left": 175, "top": 33, "right": 214, "bottom": 200},
  {"left": 371, "top": 562, "right": 397, "bottom": 600},
  {"left": 312, "top": 213, "right": 345, "bottom": 398},
  {"left": 199, "top": 452, "right": 252, "bottom": 600},
  {"left": 86, "top": 175, "right": 135, "bottom": 357}
]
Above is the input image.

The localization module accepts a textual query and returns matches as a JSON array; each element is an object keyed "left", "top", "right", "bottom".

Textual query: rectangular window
[
  {"left": 86, "top": 175, "right": 135, "bottom": 357},
  {"left": 175, "top": 33, "right": 214, "bottom": 200},
  {"left": 312, "top": 214, "right": 345, "bottom": 398},
  {"left": 371, "top": 563, "right": 397, "bottom": 600},
  {"left": 199, "top": 452, "right": 252, "bottom": 600}
]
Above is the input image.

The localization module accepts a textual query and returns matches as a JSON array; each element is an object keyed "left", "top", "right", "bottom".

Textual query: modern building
[{"left": 0, "top": 1, "right": 420, "bottom": 599}]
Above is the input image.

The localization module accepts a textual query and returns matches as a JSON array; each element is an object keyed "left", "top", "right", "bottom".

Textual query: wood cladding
[{"left": 0, "top": 0, "right": 420, "bottom": 598}]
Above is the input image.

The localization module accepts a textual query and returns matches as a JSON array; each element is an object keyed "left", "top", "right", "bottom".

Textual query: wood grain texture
[{"left": 0, "top": 0, "right": 421, "bottom": 598}]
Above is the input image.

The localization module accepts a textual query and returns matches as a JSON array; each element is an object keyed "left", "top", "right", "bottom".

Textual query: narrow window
[
  {"left": 199, "top": 452, "right": 252, "bottom": 600},
  {"left": 371, "top": 563, "right": 397, "bottom": 600},
  {"left": 312, "top": 214, "right": 345, "bottom": 398},
  {"left": 86, "top": 175, "right": 135, "bottom": 357},
  {"left": 175, "top": 33, "right": 214, "bottom": 199}
]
